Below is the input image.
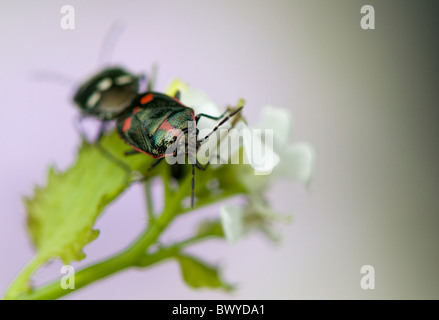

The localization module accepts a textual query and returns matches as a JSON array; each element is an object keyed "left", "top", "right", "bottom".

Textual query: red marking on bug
[
  {"left": 122, "top": 118, "right": 132, "bottom": 132},
  {"left": 159, "top": 119, "right": 184, "bottom": 138},
  {"left": 133, "top": 106, "right": 141, "bottom": 115},
  {"left": 159, "top": 119, "right": 175, "bottom": 132},
  {"left": 140, "top": 93, "right": 154, "bottom": 105}
]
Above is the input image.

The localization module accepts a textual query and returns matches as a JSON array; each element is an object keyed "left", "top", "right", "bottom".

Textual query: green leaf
[
  {"left": 196, "top": 219, "right": 224, "bottom": 238},
  {"left": 5, "top": 131, "right": 151, "bottom": 299},
  {"left": 176, "top": 254, "right": 233, "bottom": 291}
]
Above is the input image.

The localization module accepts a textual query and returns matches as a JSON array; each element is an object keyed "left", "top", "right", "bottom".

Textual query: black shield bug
[
  {"left": 117, "top": 91, "right": 244, "bottom": 207},
  {"left": 41, "top": 23, "right": 152, "bottom": 141},
  {"left": 74, "top": 67, "right": 141, "bottom": 121},
  {"left": 73, "top": 66, "right": 146, "bottom": 140}
]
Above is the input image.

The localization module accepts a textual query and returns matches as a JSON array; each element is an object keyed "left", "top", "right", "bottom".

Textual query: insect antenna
[
  {"left": 97, "top": 22, "right": 125, "bottom": 67},
  {"left": 198, "top": 106, "right": 244, "bottom": 143},
  {"left": 31, "top": 70, "right": 77, "bottom": 87},
  {"left": 147, "top": 63, "right": 158, "bottom": 92}
]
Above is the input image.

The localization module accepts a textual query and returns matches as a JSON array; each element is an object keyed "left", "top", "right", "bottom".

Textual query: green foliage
[
  {"left": 27, "top": 132, "right": 152, "bottom": 262},
  {"left": 5, "top": 129, "right": 246, "bottom": 300},
  {"left": 176, "top": 254, "right": 233, "bottom": 291},
  {"left": 196, "top": 220, "right": 225, "bottom": 238},
  {"left": 3, "top": 79, "right": 295, "bottom": 300},
  {"left": 6, "top": 132, "right": 151, "bottom": 299}
]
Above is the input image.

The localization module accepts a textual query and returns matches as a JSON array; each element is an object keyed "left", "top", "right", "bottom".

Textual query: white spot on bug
[
  {"left": 96, "top": 78, "right": 113, "bottom": 91},
  {"left": 86, "top": 92, "right": 101, "bottom": 108},
  {"left": 115, "top": 75, "right": 133, "bottom": 85}
]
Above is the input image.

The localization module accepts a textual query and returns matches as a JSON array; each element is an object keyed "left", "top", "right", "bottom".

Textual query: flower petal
[
  {"left": 167, "top": 79, "right": 222, "bottom": 124},
  {"left": 167, "top": 79, "right": 208, "bottom": 108},
  {"left": 276, "top": 142, "right": 315, "bottom": 187},
  {"left": 220, "top": 205, "right": 245, "bottom": 244},
  {"left": 168, "top": 79, "right": 240, "bottom": 143},
  {"left": 242, "top": 127, "right": 280, "bottom": 175},
  {"left": 260, "top": 106, "right": 293, "bottom": 150}
]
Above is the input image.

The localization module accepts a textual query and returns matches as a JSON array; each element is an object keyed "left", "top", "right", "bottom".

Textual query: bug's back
[
  {"left": 74, "top": 67, "right": 140, "bottom": 120},
  {"left": 117, "top": 92, "right": 195, "bottom": 158}
]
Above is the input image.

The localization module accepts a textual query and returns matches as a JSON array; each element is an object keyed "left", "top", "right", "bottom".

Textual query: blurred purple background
[{"left": 1, "top": 1, "right": 439, "bottom": 299}]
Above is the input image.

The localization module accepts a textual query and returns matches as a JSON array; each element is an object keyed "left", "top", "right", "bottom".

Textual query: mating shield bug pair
[
  {"left": 75, "top": 71, "right": 243, "bottom": 207},
  {"left": 70, "top": 26, "right": 243, "bottom": 207}
]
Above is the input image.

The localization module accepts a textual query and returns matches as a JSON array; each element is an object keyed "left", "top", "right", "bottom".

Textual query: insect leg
[
  {"left": 146, "top": 158, "right": 164, "bottom": 175},
  {"left": 74, "top": 115, "right": 90, "bottom": 142},
  {"left": 191, "top": 164, "right": 195, "bottom": 208},
  {"left": 194, "top": 152, "right": 224, "bottom": 171},
  {"left": 195, "top": 110, "right": 228, "bottom": 124},
  {"left": 124, "top": 149, "right": 141, "bottom": 156},
  {"left": 95, "top": 120, "right": 111, "bottom": 142},
  {"left": 130, "top": 158, "right": 165, "bottom": 184},
  {"left": 198, "top": 106, "right": 244, "bottom": 143},
  {"left": 95, "top": 141, "right": 132, "bottom": 184}
]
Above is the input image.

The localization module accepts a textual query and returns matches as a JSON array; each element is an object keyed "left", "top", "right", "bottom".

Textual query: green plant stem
[
  {"left": 136, "top": 232, "right": 221, "bottom": 267},
  {"left": 145, "top": 179, "right": 155, "bottom": 225},
  {"left": 17, "top": 175, "right": 191, "bottom": 300},
  {"left": 21, "top": 248, "right": 135, "bottom": 300},
  {"left": 11, "top": 164, "right": 245, "bottom": 300},
  {"left": 20, "top": 222, "right": 220, "bottom": 300},
  {"left": 3, "top": 255, "right": 48, "bottom": 300}
]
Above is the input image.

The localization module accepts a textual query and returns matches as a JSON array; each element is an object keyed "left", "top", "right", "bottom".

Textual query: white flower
[
  {"left": 166, "top": 79, "right": 280, "bottom": 174},
  {"left": 220, "top": 205, "right": 245, "bottom": 244},
  {"left": 220, "top": 108, "right": 315, "bottom": 244},
  {"left": 220, "top": 197, "right": 293, "bottom": 244},
  {"left": 259, "top": 106, "right": 315, "bottom": 187},
  {"left": 166, "top": 80, "right": 315, "bottom": 244}
]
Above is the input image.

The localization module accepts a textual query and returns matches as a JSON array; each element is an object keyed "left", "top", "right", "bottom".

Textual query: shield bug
[
  {"left": 74, "top": 67, "right": 142, "bottom": 120},
  {"left": 73, "top": 66, "right": 146, "bottom": 140},
  {"left": 116, "top": 91, "right": 243, "bottom": 207}
]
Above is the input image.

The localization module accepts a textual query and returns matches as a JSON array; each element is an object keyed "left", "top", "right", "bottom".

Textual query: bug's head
[
  {"left": 73, "top": 67, "right": 141, "bottom": 120},
  {"left": 166, "top": 126, "right": 202, "bottom": 162}
]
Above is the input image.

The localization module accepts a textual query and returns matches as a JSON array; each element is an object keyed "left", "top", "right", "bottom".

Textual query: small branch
[
  {"left": 136, "top": 232, "right": 223, "bottom": 267},
  {"left": 18, "top": 224, "right": 223, "bottom": 300},
  {"left": 17, "top": 248, "right": 136, "bottom": 300},
  {"left": 4, "top": 255, "right": 48, "bottom": 300},
  {"left": 16, "top": 172, "right": 194, "bottom": 300},
  {"left": 13, "top": 168, "right": 244, "bottom": 300},
  {"left": 144, "top": 179, "right": 155, "bottom": 225}
]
